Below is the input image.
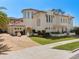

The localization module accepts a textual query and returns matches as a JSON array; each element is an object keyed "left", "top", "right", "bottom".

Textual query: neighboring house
[
  {"left": 8, "top": 18, "right": 26, "bottom": 35},
  {"left": 22, "top": 8, "right": 74, "bottom": 33}
]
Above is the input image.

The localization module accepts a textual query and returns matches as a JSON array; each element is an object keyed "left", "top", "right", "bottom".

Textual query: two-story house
[{"left": 22, "top": 8, "right": 74, "bottom": 33}]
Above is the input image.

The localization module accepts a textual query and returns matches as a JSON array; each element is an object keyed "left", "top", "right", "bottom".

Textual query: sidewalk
[{"left": 44, "top": 38, "right": 79, "bottom": 48}]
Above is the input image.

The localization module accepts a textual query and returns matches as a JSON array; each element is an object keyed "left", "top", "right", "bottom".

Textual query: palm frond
[{"left": 0, "top": 7, "right": 7, "bottom": 10}]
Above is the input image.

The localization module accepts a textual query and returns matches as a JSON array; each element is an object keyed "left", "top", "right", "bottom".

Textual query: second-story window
[
  {"left": 51, "top": 15, "right": 53, "bottom": 23},
  {"left": 46, "top": 14, "right": 49, "bottom": 23},
  {"left": 37, "top": 19, "right": 40, "bottom": 26},
  {"left": 24, "top": 12, "right": 27, "bottom": 18},
  {"left": 26, "top": 12, "right": 30, "bottom": 18},
  {"left": 27, "top": 11, "right": 29, "bottom": 18},
  {"left": 49, "top": 15, "right": 51, "bottom": 22},
  {"left": 46, "top": 14, "right": 53, "bottom": 23},
  {"left": 27, "top": 11, "right": 33, "bottom": 19},
  {"left": 32, "top": 12, "right": 33, "bottom": 19}
]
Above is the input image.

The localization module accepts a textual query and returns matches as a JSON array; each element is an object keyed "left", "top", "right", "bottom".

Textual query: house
[
  {"left": 8, "top": 17, "right": 26, "bottom": 35},
  {"left": 22, "top": 8, "right": 74, "bottom": 34},
  {"left": 7, "top": 8, "right": 74, "bottom": 36}
]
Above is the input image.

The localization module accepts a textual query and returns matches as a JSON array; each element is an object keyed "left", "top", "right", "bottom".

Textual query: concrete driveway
[
  {"left": 0, "top": 45, "right": 71, "bottom": 59},
  {"left": 0, "top": 34, "right": 39, "bottom": 51},
  {"left": 0, "top": 33, "right": 79, "bottom": 59}
]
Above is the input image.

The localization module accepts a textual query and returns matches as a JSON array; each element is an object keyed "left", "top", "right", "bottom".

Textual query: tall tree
[
  {"left": 0, "top": 7, "right": 9, "bottom": 31},
  {"left": 0, "top": 7, "right": 10, "bottom": 55},
  {"left": 52, "top": 9, "right": 65, "bottom": 14}
]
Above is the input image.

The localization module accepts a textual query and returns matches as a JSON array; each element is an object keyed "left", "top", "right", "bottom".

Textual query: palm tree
[
  {"left": 52, "top": 9, "right": 65, "bottom": 14},
  {"left": 57, "top": 9, "right": 65, "bottom": 14},
  {"left": 0, "top": 7, "right": 10, "bottom": 55},
  {"left": 0, "top": 7, "right": 9, "bottom": 31},
  {"left": 0, "top": 7, "right": 7, "bottom": 10}
]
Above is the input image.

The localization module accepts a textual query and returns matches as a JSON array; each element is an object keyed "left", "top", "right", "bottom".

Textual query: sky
[{"left": 0, "top": 0, "right": 79, "bottom": 26}]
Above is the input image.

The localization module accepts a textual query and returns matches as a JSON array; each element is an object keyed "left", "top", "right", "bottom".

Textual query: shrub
[
  {"left": 37, "top": 31, "right": 42, "bottom": 35},
  {"left": 32, "top": 29, "right": 36, "bottom": 33},
  {"left": 41, "top": 30, "right": 46, "bottom": 35},
  {"left": 70, "top": 30, "right": 75, "bottom": 33},
  {"left": 73, "top": 27, "right": 79, "bottom": 35},
  {"left": 51, "top": 32, "right": 61, "bottom": 34}
]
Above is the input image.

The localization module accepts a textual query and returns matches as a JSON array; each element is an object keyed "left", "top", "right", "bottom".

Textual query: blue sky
[{"left": 0, "top": 0, "right": 79, "bottom": 26}]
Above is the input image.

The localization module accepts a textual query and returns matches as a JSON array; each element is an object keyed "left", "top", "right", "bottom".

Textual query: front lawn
[
  {"left": 54, "top": 42, "right": 79, "bottom": 51},
  {"left": 30, "top": 36, "right": 77, "bottom": 45}
]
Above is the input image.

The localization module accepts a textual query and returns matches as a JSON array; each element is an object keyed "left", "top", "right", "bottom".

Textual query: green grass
[
  {"left": 54, "top": 42, "right": 79, "bottom": 51},
  {"left": 30, "top": 36, "right": 77, "bottom": 45}
]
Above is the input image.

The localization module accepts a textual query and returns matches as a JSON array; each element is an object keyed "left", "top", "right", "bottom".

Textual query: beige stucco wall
[
  {"left": 8, "top": 25, "right": 25, "bottom": 35},
  {"left": 33, "top": 12, "right": 47, "bottom": 31},
  {"left": 22, "top": 9, "right": 74, "bottom": 33}
]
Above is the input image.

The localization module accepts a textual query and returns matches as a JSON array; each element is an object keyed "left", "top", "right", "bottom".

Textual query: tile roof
[{"left": 9, "top": 20, "right": 25, "bottom": 26}]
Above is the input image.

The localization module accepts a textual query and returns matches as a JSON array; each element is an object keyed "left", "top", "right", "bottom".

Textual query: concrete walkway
[{"left": 44, "top": 38, "right": 79, "bottom": 48}]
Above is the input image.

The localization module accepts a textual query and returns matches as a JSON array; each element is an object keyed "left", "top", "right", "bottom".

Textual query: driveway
[
  {"left": 0, "top": 46, "right": 70, "bottom": 59},
  {"left": 0, "top": 34, "right": 79, "bottom": 59},
  {"left": 0, "top": 34, "right": 39, "bottom": 51}
]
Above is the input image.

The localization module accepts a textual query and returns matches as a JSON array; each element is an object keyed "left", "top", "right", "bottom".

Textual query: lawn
[
  {"left": 30, "top": 36, "right": 77, "bottom": 45},
  {"left": 54, "top": 42, "right": 79, "bottom": 51}
]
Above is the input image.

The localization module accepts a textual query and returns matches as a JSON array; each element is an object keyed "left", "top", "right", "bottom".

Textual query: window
[
  {"left": 49, "top": 15, "right": 51, "bottom": 22},
  {"left": 37, "top": 19, "right": 40, "bottom": 26},
  {"left": 46, "top": 14, "right": 49, "bottom": 23},
  {"left": 21, "top": 20, "right": 23, "bottom": 22},
  {"left": 20, "top": 28, "right": 21, "bottom": 30},
  {"left": 24, "top": 13, "right": 26, "bottom": 18},
  {"left": 15, "top": 28, "right": 17, "bottom": 30},
  {"left": 32, "top": 12, "right": 33, "bottom": 19},
  {"left": 27, "top": 12, "right": 29, "bottom": 18},
  {"left": 46, "top": 14, "right": 53, "bottom": 23},
  {"left": 17, "top": 28, "right": 18, "bottom": 30},
  {"left": 69, "top": 19, "right": 72, "bottom": 24},
  {"left": 51, "top": 16, "right": 53, "bottom": 23},
  {"left": 61, "top": 18, "right": 63, "bottom": 23},
  {"left": 27, "top": 11, "right": 34, "bottom": 19},
  {"left": 49, "top": 27, "right": 50, "bottom": 30}
]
